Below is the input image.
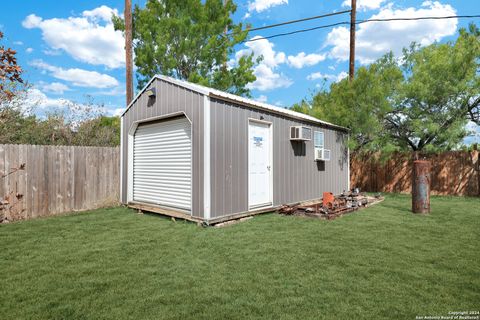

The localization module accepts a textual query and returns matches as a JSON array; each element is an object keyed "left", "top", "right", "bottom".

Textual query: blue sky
[{"left": 1, "top": 0, "right": 479, "bottom": 143}]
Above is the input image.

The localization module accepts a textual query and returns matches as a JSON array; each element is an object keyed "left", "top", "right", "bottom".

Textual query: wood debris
[{"left": 278, "top": 191, "right": 383, "bottom": 220}]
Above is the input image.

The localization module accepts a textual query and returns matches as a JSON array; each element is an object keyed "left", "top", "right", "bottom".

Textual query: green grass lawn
[{"left": 0, "top": 195, "right": 479, "bottom": 320}]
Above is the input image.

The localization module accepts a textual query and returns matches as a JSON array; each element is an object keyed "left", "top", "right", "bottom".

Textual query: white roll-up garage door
[{"left": 133, "top": 117, "right": 192, "bottom": 212}]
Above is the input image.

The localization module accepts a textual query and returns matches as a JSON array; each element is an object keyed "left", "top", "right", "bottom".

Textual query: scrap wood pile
[{"left": 278, "top": 191, "right": 384, "bottom": 220}]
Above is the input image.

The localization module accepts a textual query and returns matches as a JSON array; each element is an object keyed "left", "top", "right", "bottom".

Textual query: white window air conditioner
[
  {"left": 290, "top": 126, "right": 312, "bottom": 141},
  {"left": 315, "top": 148, "right": 331, "bottom": 161}
]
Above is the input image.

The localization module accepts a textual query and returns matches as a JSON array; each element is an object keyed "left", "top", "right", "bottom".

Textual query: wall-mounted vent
[
  {"left": 290, "top": 126, "right": 312, "bottom": 141},
  {"left": 315, "top": 148, "right": 331, "bottom": 161}
]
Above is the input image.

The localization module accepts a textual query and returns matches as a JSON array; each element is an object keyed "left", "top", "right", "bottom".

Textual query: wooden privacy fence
[
  {"left": 351, "top": 151, "right": 480, "bottom": 196},
  {"left": 0, "top": 144, "right": 120, "bottom": 222}
]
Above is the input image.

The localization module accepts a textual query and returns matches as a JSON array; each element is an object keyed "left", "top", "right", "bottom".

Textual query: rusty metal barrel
[{"left": 412, "top": 160, "right": 431, "bottom": 214}]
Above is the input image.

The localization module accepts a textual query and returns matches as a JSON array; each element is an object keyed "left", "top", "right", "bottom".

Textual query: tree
[
  {"left": 0, "top": 93, "right": 120, "bottom": 147},
  {"left": 0, "top": 106, "right": 39, "bottom": 145},
  {"left": 113, "top": 0, "right": 257, "bottom": 97},
  {"left": 0, "top": 31, "right": 24, "bottom": 101},
  {"left": 0, "top": 89, "right": 40, "bottom": 145},
  {"left": 37, "top": 98, "right": 120, "bottom": 147},
  {"left": 296, "top": 24, "right": 480, "bottom": 154},
  {"left": 385, "top": 24, "right": 480, "bottom": 153},
  {"left": 73, "top": 116, "right": 120, "bottom": 147},
  {"left": 465, "top": 24, "right": 480, "bottom": 125},
  {"left": 292, "top": 53, "right": 402, "bottom": 152}
]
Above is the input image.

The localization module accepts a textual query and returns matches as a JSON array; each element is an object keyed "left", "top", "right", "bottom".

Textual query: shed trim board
[
  {"left": 119, "top": 116, "right": 124, "bottom": 202},
  {"left": 120, "top": 76, "right": 350, "bottom": 223},
  {"left": 347, "top": 133, "right": 351, "bottom": 191},
  {"left": 127, "top": 128, "right": 134, "bottom": 202},
  {"left": 203, "top": 95, "right": 211, "bottom": 219}
]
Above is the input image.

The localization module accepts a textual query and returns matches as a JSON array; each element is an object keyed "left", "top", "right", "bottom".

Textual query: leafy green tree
[
  {"left": 295, "top": 24, "right": 480, "bottom": 154},
  {"left": 0, "top": 107, "right": 39, "bottom": 145},
  {"left": 0, "top": 93, "right": 120, "bottom": 147},
  {"left": 35, "top": 113, "right": 74, "bottom": 145},
  {"left": 387, "top": 24, "right": 480, "bottom": 152},
  {"left": 292, "top": 53, "right": 402, "bottom": 152},
  {"left": 73, "top": 116, "right": 120, "bottom": 147},
  {"left": 113, "top": 0, "right": 257, "bottom": 97}
]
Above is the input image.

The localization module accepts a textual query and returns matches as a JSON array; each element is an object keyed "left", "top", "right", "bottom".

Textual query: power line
[
  {"left": 357, "top": 15, "right": 480, "bottom": 24},
  {"left": 242, "top": 14, "right": 480, "bottom": 43},
  {"left": 235, "top": 9, "right": 351, "bottom": 35},
  {"left": 243, "top": 21, "right": 350, "bottom": 42},
  {"left": 217, "top": 10, "right": 350, "bottom": 51}
]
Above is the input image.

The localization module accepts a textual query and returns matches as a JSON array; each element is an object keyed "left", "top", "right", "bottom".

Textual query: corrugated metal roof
[{"left": 121, "top": 75, "right": 348, "bottom": 131}]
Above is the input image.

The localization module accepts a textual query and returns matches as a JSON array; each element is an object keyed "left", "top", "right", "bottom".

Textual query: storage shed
[{"left": 120, "top": 75, "right": 349, "bottom": 224}]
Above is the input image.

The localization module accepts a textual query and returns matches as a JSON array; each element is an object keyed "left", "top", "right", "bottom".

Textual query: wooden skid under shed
[
  {"left": 128, "top": 202, "right": 204, "bottom": 224},
  {"left": 128, "top": 194, "right": 384, "bottom": 226},
  {"left": 128, "top": 201, "right": 282, "bottom": 226}
]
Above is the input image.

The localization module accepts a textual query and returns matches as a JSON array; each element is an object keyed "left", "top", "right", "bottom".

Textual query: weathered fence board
[
  {"left": 0, "top": 144, "right": 120, "bottom": 222},
  {"left": 351, "top": 151, "right": 480, "bottom": 196}
]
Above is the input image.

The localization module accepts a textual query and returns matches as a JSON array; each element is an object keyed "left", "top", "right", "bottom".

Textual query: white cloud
[
  {"left": 82, "top": 5, "right": 119, "bottom": 22},
  {"left": 464, "top": 121, "right": 480, "bottom": 145},
  {"left": 22, "top": 14, "right": 42, "bottom": 28},
  {"left": 256, "top": 95, "right": 268, "bottom": 103},
  {"left": 249, "top": 64, "right": 292, "bottom": 91},
  {"left": 247, "top": 0, "right": 288, "bottom": 13},
  {"left": 31, "top": 60, "right": 119, "bottom": 89},
  {"left": 307, "top": 71, "right": 348, "bottom": 82},
  {"left": 236, "top": 36, "right": 286, "bottom": 68},
  {"left": 335, "top": 71, "right": 348, "bottom": 82},
  {"left": 26, "top": 47, "right": 33, "bottom": 53},
  {"left": 327, "top": 1, "right": 458, "bottom": 64},
  {"left": 109, "top": 108, "right": 124, "bottom": 116},
  {"left": 13, "top": 41, "right": 23, "bottom": 46},
  {"left": 287, "top": 52, "right": 326, "bottom": 69},
  {"left": 466, "top": 121, "right": 478, "bottom": 133},
  {"left": 342, "top": 0, "right": 386, "bottom": 11},
  {"left": 38, "top": 81, "right": 71, "bottom": 94},
  {"left": 23, "top": 89, "right": 110, "bottom": 121},
  {"left": 236, "top": 36, "right": 291, "bottom": 91},
  {"left": 22, "top": 6, "right": 124, "bottom": 68},
  {"left": 24, "top": 88, "right": 67, "bottom": 111},
  {"left": 234, "top": 36, "right": 328, "bottom": 90},
  {"left": 43, "top": 48, "right": 62, "bottom": 56},
  {"left": 466, "top": 121, "right": 480, "bottom": 137},
  {"left": 307, "top": 72, "right": 330, "bottom": 81},
  {"left": 97, "top": 86, "right": 126, "bottom": 96}
]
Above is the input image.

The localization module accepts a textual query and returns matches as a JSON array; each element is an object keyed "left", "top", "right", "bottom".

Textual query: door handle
[{"left": 267, "top": 165, "right": 271, "bottom": 170}]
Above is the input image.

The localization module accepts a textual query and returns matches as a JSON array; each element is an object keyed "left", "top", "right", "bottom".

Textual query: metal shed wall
[
  {"left": 121, "top": 78, "right": 205, "bottom": 218},
  {"left": 209, "top": 98, "right": 349, "bottom": 219}
]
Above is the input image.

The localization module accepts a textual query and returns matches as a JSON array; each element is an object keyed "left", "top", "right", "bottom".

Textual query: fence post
[{"left": 472, "top": 145, "right": 479, "bottom": 196}]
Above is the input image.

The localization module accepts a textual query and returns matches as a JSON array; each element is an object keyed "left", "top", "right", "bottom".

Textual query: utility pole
[
  {"left": 349, "top": 0, "right": 356, "bottom": 82},
  {"left": 125, "top": 0, "right": 133, "bottom": 106},
  {"left": 223, "top": 0, "right": 228, "bottom": 70}
]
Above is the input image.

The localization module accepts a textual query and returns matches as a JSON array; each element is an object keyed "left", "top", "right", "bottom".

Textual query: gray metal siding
[
  {"left": 210, "top": 98, "right": 349, "bottom": 218},
  {"left": 121, "top": 79, "right": 204, "bottom": 218}
]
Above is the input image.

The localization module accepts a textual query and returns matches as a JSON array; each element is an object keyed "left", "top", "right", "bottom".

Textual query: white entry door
[{"left": 248, "top": 120, "right": 272, "bottom": 209}]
